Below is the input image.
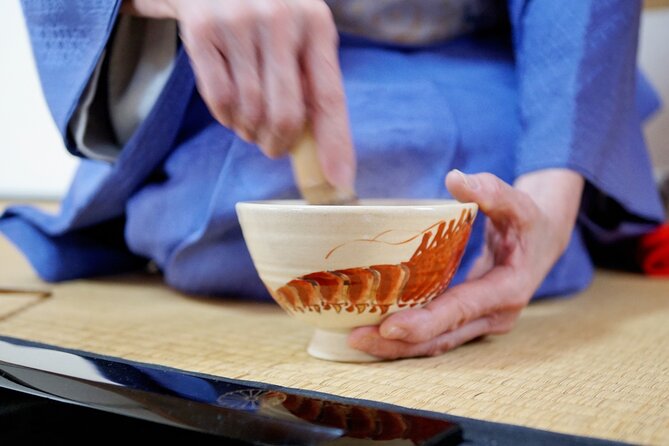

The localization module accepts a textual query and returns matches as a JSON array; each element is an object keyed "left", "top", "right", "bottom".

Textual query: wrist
[
  {"left": 514, "top": 168, "right": 584, "bottom": 248},
  {"left": 514, "top": 169, "right": 584, "bottom": 212}
]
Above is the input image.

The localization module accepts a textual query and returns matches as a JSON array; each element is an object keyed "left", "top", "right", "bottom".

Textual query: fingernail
[
  {"left": 453, "top": 169, "right": 478, "bottom": 190},
  {"left": 382, "top": 326, "right": 406, "bottom": 340}
]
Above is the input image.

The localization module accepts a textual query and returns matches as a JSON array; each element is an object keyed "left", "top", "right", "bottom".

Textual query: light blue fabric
[{"left": 1, "top": 0, "right": 664, "bottom": 301}]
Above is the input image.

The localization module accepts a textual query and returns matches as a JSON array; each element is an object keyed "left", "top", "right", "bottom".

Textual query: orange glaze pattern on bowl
[{"left": 272, "top": 208, "right": 474, "bottom": 316}]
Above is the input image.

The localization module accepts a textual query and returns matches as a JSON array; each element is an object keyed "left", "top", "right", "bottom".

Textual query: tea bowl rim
[{"left": 236, "top": 199, "right": 478, "bottom": 215}]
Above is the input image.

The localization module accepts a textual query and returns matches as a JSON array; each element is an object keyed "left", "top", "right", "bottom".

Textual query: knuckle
[
  {"left": 498, "top": 319, "right": 516, "bottom": 334},
  {"left": 303, "top": 0, "right": 332, "bottom": 20},
  {"left": 428, "top": 341, "right": 451, "bottom": 357},
  {"left": 209, "top": 86, "right": 235, "bottom": 109},
  {"left": 303, "top": 2, "right": 338, "bottom": 37},
  {"left": 209, "top": 101, "right": 233, "bottom": 125},
  {"left": 409, "top": 326, "right": 436, "bottom": 344},
  {"left": 270, "top": 108, "right": 304, "bottom": 137},
  {"left": 188, "top": 15, "right": 217, "bottom": 41},
  {"left": 484, "top": 314, "right": 499, "bottom": 333},
  {"left": 425, "top": 328, "right": 442, "bottom": 344},
  {"left": 453, "top": 294, "right": 479, "bottom": 326},
  {"left": 222, "top": 7, "right": 255, "bottom": 30},
  {"left": 315, "top": 88, "right": 345, "bottom": 111},
  {"left": 480, "top": 173, "right": 505, "bottom": 199},
  {"left": 258, "top": 1, "right": 290, "bottom": 26},
  {"left": 505, "top": 275, "right": 532, "bottom": 309},
  {"left": 243, "top": 110, "right": 263, "bottom": 130},
  {"left": 424, "top": 344, "right": 439, "bottom": 357},
  {"left": 488, "top": 313, "right": 517, "bottom": 335},
  {"left": 202, "top": 92, "right": 232, "bottom": 124},
  {"left": 212, "top": 109, "right": 231, "bottom": 127}
]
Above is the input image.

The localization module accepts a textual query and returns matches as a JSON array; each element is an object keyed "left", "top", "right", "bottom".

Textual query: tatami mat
[{"left": 1, "top": 213, "right": 668, "bottom": 445}]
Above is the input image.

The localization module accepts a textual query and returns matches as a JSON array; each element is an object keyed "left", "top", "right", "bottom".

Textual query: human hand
[
  {"left": 348, "top": 169, "right": 585, "bottom": 359},
  {"left": 121, "top": 0, "right": 355, "bottom": 190}
]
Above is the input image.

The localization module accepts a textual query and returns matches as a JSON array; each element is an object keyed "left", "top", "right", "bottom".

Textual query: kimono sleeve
[
  {"left": 508, "top": 0, "right": 664, "bottom": 229},
  {"left": 19, "top": 0, "right": 121, "bottom": 156}
]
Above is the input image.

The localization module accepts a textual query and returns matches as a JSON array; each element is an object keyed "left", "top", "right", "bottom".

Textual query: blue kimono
[{"left": 1, "top": 0, "right": 664, "bottom": 301}]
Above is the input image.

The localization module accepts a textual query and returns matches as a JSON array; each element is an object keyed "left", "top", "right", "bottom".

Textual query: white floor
[{"left": 0, "top": 1, "right": 667, "bottom": 200}]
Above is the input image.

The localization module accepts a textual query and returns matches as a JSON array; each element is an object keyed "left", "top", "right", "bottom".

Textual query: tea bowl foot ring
[{"left": 307, "top": 328, "right": 381, "bottom": 363}]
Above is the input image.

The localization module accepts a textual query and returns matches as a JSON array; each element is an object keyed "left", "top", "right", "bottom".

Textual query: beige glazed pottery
[{"left": 236, "top": 199, "right": 478, "bottom": 362}]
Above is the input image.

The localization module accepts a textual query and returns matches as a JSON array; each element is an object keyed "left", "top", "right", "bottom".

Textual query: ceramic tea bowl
[{"left": 236, "top": 199, "right": 478, "bottom": 362}]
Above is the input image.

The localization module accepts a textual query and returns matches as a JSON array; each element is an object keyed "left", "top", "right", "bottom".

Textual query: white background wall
[
  {"left": 0, "top": 1, "right": 668, "bottom": 200},
  {"left": 639, "top": 8, "right": 669, "bottom": 173},
  {"left": 0, "top": 0, "right": 77, "bottom": 199}
]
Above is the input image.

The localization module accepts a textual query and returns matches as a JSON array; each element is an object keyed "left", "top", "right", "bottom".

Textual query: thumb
[{"left": 446, "top": 170, "right": 535, "bottom": 228}]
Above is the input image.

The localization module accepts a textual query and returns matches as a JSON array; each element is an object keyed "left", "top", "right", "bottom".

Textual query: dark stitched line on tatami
[{"left": 0, "top": 288, "right": 52, "bottom": 322}]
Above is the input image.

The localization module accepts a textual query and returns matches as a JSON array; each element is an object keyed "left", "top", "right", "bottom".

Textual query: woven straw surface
[{"left": 1, "top": 207, "right": 668, "bottom": 444}]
